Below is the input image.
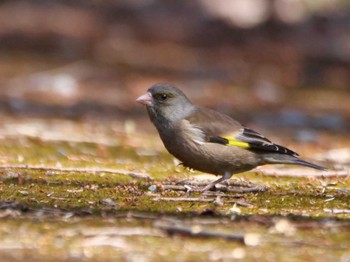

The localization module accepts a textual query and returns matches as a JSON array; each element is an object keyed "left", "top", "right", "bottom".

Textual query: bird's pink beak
[{"left": 136, "top": 92, "right": 153, "bottom": 106}]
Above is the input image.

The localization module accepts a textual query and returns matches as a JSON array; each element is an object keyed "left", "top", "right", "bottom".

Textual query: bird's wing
[
  {"left": 185, "top": 107, "right": 298, "bottom": 156},
  {"left": 224, "top": 127, "right": 298, "bottom": 156}
]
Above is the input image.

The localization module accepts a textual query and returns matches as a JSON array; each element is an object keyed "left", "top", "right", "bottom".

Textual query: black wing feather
[{"left": 237, "top": 127, "right": 298, "bottom": 156}]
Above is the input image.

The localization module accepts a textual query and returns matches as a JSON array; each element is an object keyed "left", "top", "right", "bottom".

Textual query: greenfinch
[{"left": 136, "top": 83, "right": 325, "bottom": 191}]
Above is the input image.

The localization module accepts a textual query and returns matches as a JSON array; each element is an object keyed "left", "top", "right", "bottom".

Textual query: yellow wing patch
[{"left": 222, "top": 136, "right": 250, "bottom": 149}]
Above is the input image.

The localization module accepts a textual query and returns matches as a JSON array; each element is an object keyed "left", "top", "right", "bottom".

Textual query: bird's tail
[
  {"left": 263, "top": 154, "right": 326, "bottom": 171},
  {"left": 291, "top": 159, "right": 326, "bottom": 170}
]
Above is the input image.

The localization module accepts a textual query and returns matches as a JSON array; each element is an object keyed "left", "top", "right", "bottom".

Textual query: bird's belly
[{"left": 162, "top": 134, "right": 261, "bottom": 175}]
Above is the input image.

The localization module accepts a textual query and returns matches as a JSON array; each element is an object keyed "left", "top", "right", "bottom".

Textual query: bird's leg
[{"left": 201, "top": 172, "right": 233, "bottom": 192}]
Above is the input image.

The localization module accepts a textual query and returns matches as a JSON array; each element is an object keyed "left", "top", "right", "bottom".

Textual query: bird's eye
[{"left": 159, "top": 93, "right": 168, "bottom": 101}]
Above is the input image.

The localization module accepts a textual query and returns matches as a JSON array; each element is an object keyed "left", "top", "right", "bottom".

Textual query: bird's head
[{"left": 136, "top": 83, "right": 194, "bottom": 122}]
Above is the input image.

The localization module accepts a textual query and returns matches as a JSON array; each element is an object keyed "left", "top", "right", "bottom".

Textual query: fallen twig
[
  {"left": 0, "top": 164, "right": 152, "bottom": 180},
  {"left": 155, "top": 222, "right": 245, "bottom": 242},
  {"left": 153, "top": 197, "right": 212, "bottom": 202},
  {"left": 152, "top": 196, "right": 252, "bottom": 207},
  {"left": 163, "top": 185, "right": 192, "bottom": 191},
  {"left": 58, "top": 227, "right": 164, "bottom": 238},
  {"left": 201, "top": 192, "right": 243, "bottom": 198},
  {"left": 161, "top": 184, "right": 268, "bottom": 193},
  {"left": 215, "top": 185, "right": 269, "bottom": 193},
  {"left": 257, "top": 167, "right": 349, "bottom": 178},
  {"left": 176, "top": 180, "right": 257, "bottom": 188},
  {"left": 272, "top": 239, "right": 349, "bottom": 250},
  {"left": 324, "top": 208, "right": 350, "bottom": 214}
]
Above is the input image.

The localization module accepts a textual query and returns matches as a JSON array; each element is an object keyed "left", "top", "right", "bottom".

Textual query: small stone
[
  {"left": 272, "top": 219, "right": 296, "bottom": 236},
  {"left": 244, "top": 233, "right": 260, "bottom": 246},
  {"left": 231, "top": 247, "right": 246, "bottom": 259},
  {"left": 214, "top": 196, "right": 224, "bottom": 206},
  {"left": 99, "top": 198, "right": 116, "bottom": 206},
  {"left": 17, "top": 155, "right": 24, "bottom": 162},
  {"left": 18, "top": 190, "right": 28, "bottom": 196},
  {"left": 45, "top": 171, "right": 56, "bottom": 176},
  {"left": 176, "top": 207, "right": 183, "bottom": 212},
  {"left": 228, "top": 204, "right": 241, "bottom": 215},
  {"left": 148, "top": 185, "right": 157, "bottom": 192}
]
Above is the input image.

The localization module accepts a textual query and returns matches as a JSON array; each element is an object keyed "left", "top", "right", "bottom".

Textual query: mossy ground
[{"left": 0, "top": 119, "right": 349, "bottom": 261}]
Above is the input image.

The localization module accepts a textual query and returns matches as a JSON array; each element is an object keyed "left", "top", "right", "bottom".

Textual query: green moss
[
  {"left": 0, "top": 134, "right": 349, "bottom": 261},
  {"left": 0, "top": 137, "right": 349, "bottom": 218}
]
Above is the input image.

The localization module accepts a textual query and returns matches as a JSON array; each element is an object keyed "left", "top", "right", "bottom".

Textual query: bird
[{"left": 136, "top": 83, "right": 325, "bottom": 191}]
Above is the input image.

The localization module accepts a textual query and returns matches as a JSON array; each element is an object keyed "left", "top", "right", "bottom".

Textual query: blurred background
[
  {"left": 1, "top": 2, "right": 350, "bottom": 261},
  {"left": 0, "top": 0, "right": 349, "bottom": 136}
]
